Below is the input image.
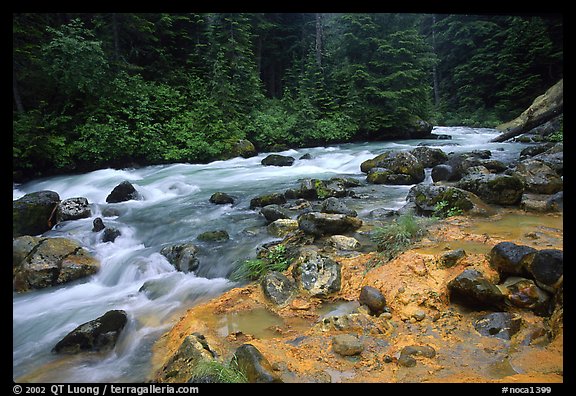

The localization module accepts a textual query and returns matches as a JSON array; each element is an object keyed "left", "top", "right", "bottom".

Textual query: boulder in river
[
  {"left": 160, "top": 243, "right": 200, "bottom": 272},
  {"left": 13, "top": 190, "right": 60, "bottom": 237},
  {"left": 56, "top": 197, "right": 91, "bottom": 223},
  {"left": 260, "top": 204, "right": 291, "bottom": 223},
  {"left": 106, "top": 180, "right": 140, "bottom": 203},
  {"left": 290, "top": 178, "right": 348, "bottom": 200},
  {"left": 456, "top": 173, "right": 524, "bottom": 205},
  {"left": 13, "top": 236, "right": 100, "bottom": 292},
  {"left": 406, "top": 184, "right": 493, "bottom": 217},
  {"left": 261, "top": 154, "right": 295, "bottom": 167},
  {"left": 362, "top": 151, "right": 425, "bottom": 185},
  {"left": 321, "top": 197, "right": 357, "bottom": 217},
  {"left": 298, "top": 212, "right": 362, "bottom": 237},
  {"left": 250, "top": 193, "right": 287, "bottom": 209},
  {"left": 209, "top": 192, "right": 235, "bottom": 205},
  {"left": 409, "top": 146, "right": 449, "bottom": 168},
  {"left": 52, "top": 310, "right": 128, "bottom": 354}
]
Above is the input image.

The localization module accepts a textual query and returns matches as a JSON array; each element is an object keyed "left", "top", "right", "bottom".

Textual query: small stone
[
  {"left": 332, "top": 334, "right": 364, "bottom": 356},
  {"left": 209, "top": 192, "right": 234, "bottom": 205},
  {"left": 412, "top": 309, "right": 426, "bottom": 321}
]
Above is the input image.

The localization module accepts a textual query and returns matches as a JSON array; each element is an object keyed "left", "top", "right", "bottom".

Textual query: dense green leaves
[{"left": 12, "top": 13, "right": 562, "bottom": 181}]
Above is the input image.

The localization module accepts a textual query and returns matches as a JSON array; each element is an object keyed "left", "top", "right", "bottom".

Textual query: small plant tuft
[{"left": 189, "top": 360, "right": 247, "bottom": 383}]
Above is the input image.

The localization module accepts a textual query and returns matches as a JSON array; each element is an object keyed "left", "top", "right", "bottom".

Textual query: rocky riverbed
[{"left": 150, "top": 207, "right": 563, "bottom": 383}]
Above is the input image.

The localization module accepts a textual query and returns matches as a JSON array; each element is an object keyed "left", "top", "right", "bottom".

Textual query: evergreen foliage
[{"left": 12, "top": 13, "right": 562, "bottom": 181}]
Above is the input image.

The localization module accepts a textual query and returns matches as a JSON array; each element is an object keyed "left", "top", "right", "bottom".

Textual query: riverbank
[{"left": 150, "top": 207, "right": 563, "bottom": 383}]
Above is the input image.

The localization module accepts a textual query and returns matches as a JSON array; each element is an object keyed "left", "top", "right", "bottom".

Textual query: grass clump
[
  {"left": 371, "top": 212, "right": 436, "bottom": 261},
  {"left": 433, "top": 199, "right": 464, "bottom": 218},
  {"left": 189, "top": 360, "right": 247, "bottom": 383},
  {"left": 230, "top": 244, "right": 290, "bottom": 282}
]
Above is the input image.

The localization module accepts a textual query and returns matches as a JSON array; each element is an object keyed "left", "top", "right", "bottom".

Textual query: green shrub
[
  {"left": 371, "top": 212, "right": 435, "bottom": 260},
  {"left": 230, "top": 244, "right": 290, "bottom": 282},
  {"left": 189, "top": 360, "right": 247, "bottom": 383}
]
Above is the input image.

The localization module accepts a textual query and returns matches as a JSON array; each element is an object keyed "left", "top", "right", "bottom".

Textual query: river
[{"left": 12, "top": 126, "right": 530, "bottom": 382}]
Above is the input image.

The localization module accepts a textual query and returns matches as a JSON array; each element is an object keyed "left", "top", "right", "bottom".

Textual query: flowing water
[{"left": 12, "top": 126, "right": 531, "bottom": 382}]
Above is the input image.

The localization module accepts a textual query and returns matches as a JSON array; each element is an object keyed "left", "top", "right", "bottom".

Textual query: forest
[{"left": 12, "top": 13, "right": 563, "bottom": 181}]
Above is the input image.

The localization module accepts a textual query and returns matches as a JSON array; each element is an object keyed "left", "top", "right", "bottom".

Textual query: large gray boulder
[
  {"left": 512, "top": 159, "right": 563, "bottom": 194},
  {"left": 362, "top": 151, "right": 425, "bottom": 185},
  {"left": 52, "top": 310, "right": 128, "bottom": 354},
  {"left": 456, "top": 173, "right": 524, "bottom": 205},
  {"left": 13, "top": 190, "right": 60, "bottom": 237},
  {"left": 13, "top": 236, "right": 100, "bottom": 292}
]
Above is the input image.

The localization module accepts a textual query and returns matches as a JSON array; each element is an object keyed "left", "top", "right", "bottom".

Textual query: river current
[{"left": 12, "top": 126, "right": 529, "bottom": 382}]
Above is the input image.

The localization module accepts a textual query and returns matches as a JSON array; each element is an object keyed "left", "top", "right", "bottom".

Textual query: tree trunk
[
  {"left": 490, "top": 105, "right": 563, "bottom": 142},
  {"left": 315, "top": 13, "right": 323, "bottom": 68},
  {"left": 13, "top": 65, "right": 25, "bottom": 114},
  {"left": 431, "top": 15, "right": 440, "bottom": 107}
]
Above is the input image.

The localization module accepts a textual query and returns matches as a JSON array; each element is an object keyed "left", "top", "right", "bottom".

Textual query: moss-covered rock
[
  {"left": 13, "top": 190, "right": 60, "bottom": 237},
  {"left": 362, "top": 151, "right": 424, "bottom": 185},
  {"left": 456, "top": 173, "right": 524, "bottom": 205}
]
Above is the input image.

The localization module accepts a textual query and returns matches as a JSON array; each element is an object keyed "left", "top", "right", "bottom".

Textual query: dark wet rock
[
  {"left": 398, "top": 345, "right": 436, "bottom": 367},
  {"left": 546, "top": 191, "right": 563, "bottom": 212},
  {"left": 361, "top": 151, "right": 424, "bottom": 184},
  {"left": 456, "top": 173, "right": 524, "bottom": 205},
  {"left": 447, "top": 269, "right": 505, "bottom": 309},
  {"left": 232, "top": 344, "right": 283, "bottom": 383},
  {"left": 160, "top": 243, "right": 200, "bottom": 272},
  {"left": 197, "top": 230, "right": 229, "bottom": 242},
  {"left": 209, "top": 192, "right": 234, "bottom": 205},
  {"left": 13, "top": 190, "right": 60, "bottom": 237},
  {"left": 473, "top": 312, "right": 522, "bottom": 340},
  {"left": 13, "top": 236, "right": 100, "bottom": 292},
  {"left": 106, "top": 181, "right": 140, "bottom": 203},
  {"left": 231, "top": 139, "right": 257, "bottom": 159},
  {"left": 528, "top": 249, "right": 563, "bottom": 292},
  {"left": 519, "top": 143, "right": 555, "bottom": 160},
  {"left": 489, "top": 241, "right": 537, "bottom": 278},
  {"left": 261, "top": 154, "right": 295, "bottom": 167},
  {"left": 533, "top": 142, "right": 563, "bottom": 176},
  {"left": 293, "top": 178, "right": 348, "bottom": 201},
  {"left": 512, "top": 159, "right": 563, "bottom": 194},
  {"left": 261, "top": 271, "right": 296, "bottom": 306},
  {"left": 439, "top": 249, "right": 467, "bottom": 268},
  {"left": 406, "top": 184, "right": 493, "bottom": 217},
  {"left": 298, "top": 212, "right": 362, "bottom": 237},
  {"left": 159, "top": 333, "right": 217, "bottom": 383},
  {"left": 321, "top": 197, "right": 357, "bottom": 217},
  {"left": 292, "top": 251, "right": 341, "bottom": 297},
  {"left": 250, "top": 193, "right": 287, "bottom": 209},
  {"left": 359, "top": 285, "right": 387, "bottom": 316},
  {"left": 102, "top": 228, "right": 121, "bottom": 243},
  {"left": 92, "top": 217, "right": 106, "bottom": 232},
  {"left": 299, "top": 153, "right": 313, "bottom": 160},
  {"left": 409, "top": 146, "right": 449, "bottom": 168},
  {"left": 501, "top": 277, "right": 552, "bottom": 316},
  {"left": 260, "top": 204, "right": 291, "bottom": 223},
  {"left": 56, "top": 197, "right": 91, "bottom": 223},
  {"left": 52, "top": 310, "right": 127, "bottom": 354},
  {"left": 267, "top": 219, "right": 299, "bottom": 237},
  {"left": 431, "top": 164, "right": 454, "bottom": 182},
  {"left": 332, "top": 334, "right": 364, "bottom": 356}
]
